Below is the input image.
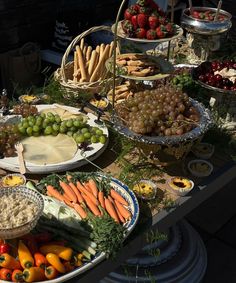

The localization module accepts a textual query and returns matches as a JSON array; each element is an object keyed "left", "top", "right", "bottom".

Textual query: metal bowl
[
  {"left": 112, "top": 98, "right": 212, "bottom": 146},
  {"left": 181, "top": 7, "right": 232, "bottom": 35},
  {"left": 191, "top": 62, "right": 236, "bottom": 95},
  {"left": 0, "top": 186, "right": 44, "bottom": 239}
]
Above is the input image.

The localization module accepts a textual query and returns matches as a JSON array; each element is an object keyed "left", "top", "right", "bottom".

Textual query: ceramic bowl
[{"left": 188, "top": 159, "right": 213, "bottom": 177}]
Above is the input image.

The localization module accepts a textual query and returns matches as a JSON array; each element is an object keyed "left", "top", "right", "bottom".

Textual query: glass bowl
[{"left": 0, "top": 186, "right": 44, "bottom": 239}]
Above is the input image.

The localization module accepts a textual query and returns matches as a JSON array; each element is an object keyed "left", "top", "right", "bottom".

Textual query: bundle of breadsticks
[{"left": 73, "top": 38, "right": 115, "bottom": 83}]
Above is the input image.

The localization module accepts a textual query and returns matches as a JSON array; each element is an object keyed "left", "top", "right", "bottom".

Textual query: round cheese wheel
[{"left": 22, "top": 134, "right": 78, "bottom": 165}]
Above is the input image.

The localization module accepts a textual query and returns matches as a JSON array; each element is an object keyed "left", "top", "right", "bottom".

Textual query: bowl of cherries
[{"left": 192, "top": 60, "right": 236, "bottom": 94}]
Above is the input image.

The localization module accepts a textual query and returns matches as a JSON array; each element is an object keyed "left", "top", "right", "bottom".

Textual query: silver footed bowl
[
  {"left": 112, "top": 98, "right": 212, "bottom": 146},
  {"left": 181, "top": 7, "right": 232, "bottom": 35}
]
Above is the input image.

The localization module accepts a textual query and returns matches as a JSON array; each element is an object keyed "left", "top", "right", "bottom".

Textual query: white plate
[
  {"left": 0, "top": 104, "right": 109, "bottom": 174},
  {"left": 112, "top": 21, "right": 183, "bottom": 43}
]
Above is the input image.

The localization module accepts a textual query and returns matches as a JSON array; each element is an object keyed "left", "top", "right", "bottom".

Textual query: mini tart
[
  {"left": 19, "top": 95, "right": 40, "bottom": 104},
  {"left": 2, "top": 174, "right": 26, "bottom": 187},
  {"left": 188, "top": 159, "right": 213, "bottom": 177},
  {"left": 192, "top": 143, "right": 214, "bottom": 159},
  {"left": 90, "top": 97, "right": 108, "bottom": 110},
  {"left": 169, "top": 177, "right": 193, "bottom": 192}
]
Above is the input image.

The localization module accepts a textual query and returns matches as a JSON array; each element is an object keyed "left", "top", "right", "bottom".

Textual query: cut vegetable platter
[
  {"left": 1, "top": 172, "right": 139, "bottom": 283},
  {"left": 0, "top": 104, "right": 109, "bottom": 174}
]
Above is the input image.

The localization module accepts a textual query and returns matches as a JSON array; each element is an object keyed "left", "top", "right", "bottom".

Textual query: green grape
[
  {"left": 73, "top": 120, "right": 81, "bottom": 128},
  {"left": 91, "top": 135, "right": 98, "bottom": 143},
  {"left": 59, "top": 125, "right": 67, "bottom": 133},
  {"left": 70, "top": 126, "right": 77, "bottom": 132},
  {"left": 18, "top": 122, "right": 23, "bottom": 129},
  {"left": 54, "top": 115, "right": 61, "bottom": 123},
  {"left": 73, "top": 133, "right": 78, "bottom": 139},
  {"left": 18, "top": 127, "right": 26, "bottom": 134},
  {"left": 75, "top": 135, "right": 85, "bottom": 143},
  {"left": 81, "top": 128, "right": 89, "bottom": 134},
  {"left": 92, "top": 126, "right": 99, "bottom": 132},
  {"left": 40, "top": 113, "right": 46, "bottom": 119},
  {"left": 33, "top": 125, "right": 40, "bottom": 132},
  {"left": 67, "top": 131, "right": 73, "bottom": 137},
  {"left": 44, "top": 118, "right": 50, "bottom": 124},
  {"left": 99, "top": 135, "right": 106, "bottom": 144},
  {"left": 48, "top": 115, "right": 55, "bottom": 123},
  {"left": 36, "top": 117, "right": 43, "bottom": 126},
  {"left": 23, "top": 122, "right": 29, "bottom": 129},
  {"left": 44, "top": 126, "right": 52, "bottom": 135},
  {"left": 61, "top": 120, "right": 67, "bottom": 127},
  {"left": 96, "top": 129, "right": 103, "bottom": 136},
  {"left": 28, "top": 120, "right": 35, "bottom": 127},
  {"left": 47, "top": 112, "right": 54, "bottom": 117},
  {"left": 83, "top": 132, "right": 91, "bottom": 139},
  {"left": 52, "top": 124, "right": 60, "bottom": 132},
  {"left": 26, "top": 127, "right": 33, "bottom": 136},
  {"left": 66, "top": 119, "right": 73, "bottom": 128},
  {"left": 42, "top": 121, "right": 48, "bottom": 129},
  {"left": 52, "top": 130, "right": 58, "bottom": 136}
]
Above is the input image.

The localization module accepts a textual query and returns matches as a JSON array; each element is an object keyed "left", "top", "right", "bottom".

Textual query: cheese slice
[{"left": 22, "top": 134, "right": 78, "bottom": 165}]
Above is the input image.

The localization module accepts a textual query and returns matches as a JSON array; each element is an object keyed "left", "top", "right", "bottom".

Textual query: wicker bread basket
[{"left": 54, "top": 25, "right": 117, "bottom": 99}]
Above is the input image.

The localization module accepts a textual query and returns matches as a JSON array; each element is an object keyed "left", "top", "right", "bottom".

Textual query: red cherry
[
  {"left": 214, "top": 74, "right": 223, "bottom": 82},
  {"left": 198, "top": 74, "right": 206, "bottom": 82}
]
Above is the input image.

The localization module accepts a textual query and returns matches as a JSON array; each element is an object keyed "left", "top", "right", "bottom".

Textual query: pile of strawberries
[{"left": 121, "top": 0, "right": 175, "bottom": 40}]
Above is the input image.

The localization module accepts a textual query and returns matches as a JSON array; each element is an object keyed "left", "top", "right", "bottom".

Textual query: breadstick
[
  {"left": 88, "top": 50, "right": 98, "bottom": 77},
  {"left": 80, "top": 38, "right": 85, "bottom": 51},
  {"left": 83, "top": 44, "right": 87, "bottom": 58},
  {"left": 86, "top": 46, "right": 93, "bottom": 61},
  {"left": 99, "top": 43, "right": 105, "bottom": 58},
  {"left": 90, "top": 44, "right": 110, "bottom": 82},
  {"left": 76, "top": 45, "right": 88, "bottom": 82},
  {"left": 109, "top": 41, "right": 114, "bottom": 58},
  {"left": 73, "top": 51, "right": 78, "bottom": 82}
]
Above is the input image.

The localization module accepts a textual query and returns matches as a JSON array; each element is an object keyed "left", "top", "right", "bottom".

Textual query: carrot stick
[
  {"left": 98, "top": 191, "right": 105, "bottom": 209},
  {"left": 59, "top": 180, "right": 77, "bottom": 203},
  {"left": 69, "top": 182, "right": 84, "bottom": 204},
  {"left": 83, "top": 182, "right": 92, "bottom": 193},
  {"left": 110, "top": 189, "right": 129, "bottom": 206},
  {"left": 67, "top": 175, "right": 72, "bottom": 182},
  {"left": 104, "top": 197, "right": 120, "bottom": 223},
  {"left": 88, "top": 179, "right": 98, "bottom": 198},
  {"left": 46, "top": 185, "right": 65, "bottom": 202},
  {"left": 108, "top": 196, "right": 125, "bottom": 223},
  {"left": 63, "top": 199, "right": 74, "bottom": 208},
  {"left": 76, "top": 181, "right": 98, "bottom": 205},
  {"left": 114, "top": 199, "right": 131, "bottom": 220},
  {"left": 73, "top": 203, "right": 87, "bottom": 219},
  {"left": 81, "top": 193, "right": 101, "bottom": 216}
]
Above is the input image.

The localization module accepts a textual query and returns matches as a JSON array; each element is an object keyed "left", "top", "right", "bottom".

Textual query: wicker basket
[{"left": 54, "top": 25, "right": 116, "bottom": 99}]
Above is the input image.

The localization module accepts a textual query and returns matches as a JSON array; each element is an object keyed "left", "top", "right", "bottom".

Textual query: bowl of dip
[
  {"left": 0, "top": 186, "right": 44, "bottom": 239},
  {"left": 1, "top": 174, "right": 26, "bottom": 187}
]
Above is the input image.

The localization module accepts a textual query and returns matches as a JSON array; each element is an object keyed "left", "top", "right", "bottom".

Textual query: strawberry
[
  {"left": 137, "top": 13, "right": 148, "bottom": 28},
  {"left": 156, "top": 25, "right": 167, "bottom": 38},
  {"left": 121, "top": 20, "right": 135, "bottom": 36},
  {"left": 131, "top": 15, "right": 138, "bottom": 30},
  {"left": 159, "top": 16, "right": 168, "bottom": 25},
  {"left": 146, "top": 29, "right": 157, "bottom": 40},
  {"left": 138, "top": 6, "right": 151, "bottom": 15},
  {"left": 130, "top": 4, "right": 140, "bottom": 13},
  {"left": 165, "top": 23, "right": 175, "bottom": 34},
  {"left": 124, "top": 7, "right": 136, "bottom": 20},
  {"left": 135, "top": 28, "right": 147, "bottom": 39},
  {"left": 148, "top": 14, "right": 159, "bottom": 29}
]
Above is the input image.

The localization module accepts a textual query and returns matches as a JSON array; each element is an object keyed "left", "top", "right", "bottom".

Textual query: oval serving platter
[
  {"left": 6, "top": 175, "right": 139, "bottom": 283},
  {"left": 0, "top": 104, "right": 109, "bottom": 174}
]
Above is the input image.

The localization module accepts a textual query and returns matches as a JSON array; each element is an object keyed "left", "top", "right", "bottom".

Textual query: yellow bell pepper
[
  {"left": 46, "top": 253, "right": 66, "bottom": 274},
  {"left": 39, "top": 245, "right": 73, "bottom": 261}
]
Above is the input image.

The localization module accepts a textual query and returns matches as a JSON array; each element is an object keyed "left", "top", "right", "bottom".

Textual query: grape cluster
[
  {"left": 17, "top": 112, "right": 107, "bottom": 144},
  {"left": 0, "top": 124, "right": 21, "bottom": 157},
  {"left": 115, "top": 85, "right": 200, "bottom": 136},
  {"left": 13, "top": 104, "right": 38, "bottom": 117}
]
